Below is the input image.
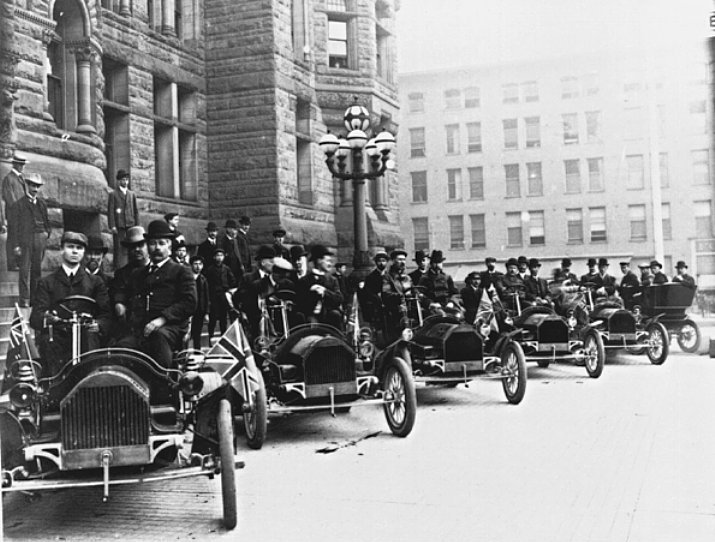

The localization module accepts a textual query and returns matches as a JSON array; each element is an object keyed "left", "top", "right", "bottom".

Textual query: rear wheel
[
  {"left": 646, "top": 322, "right": 669, "bottom": 365},
  {"left": 677, "top": 320, "right": 701, "bottom": 353},
  {"left": 243, "top": 371, "right": 267, "bottom": 450},
  {"left": 501, "top": 342, "right": 527, "bottom": 405},
  {"left": 382, "top": 357, "right": 417, "bottom": 437},
  {"left": 583, "top": 331, "right": 605, "bottom": 378},
  {"left": 218, "top": 398, "right": 237, "bottom": 530}
]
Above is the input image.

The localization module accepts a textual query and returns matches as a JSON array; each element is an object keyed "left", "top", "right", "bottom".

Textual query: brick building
[
  {"left": 0, "top": 0, "right": 401, "bottom": 273},
  {"left": 398, "top": 44, "right": 715, "bottom": 287}
]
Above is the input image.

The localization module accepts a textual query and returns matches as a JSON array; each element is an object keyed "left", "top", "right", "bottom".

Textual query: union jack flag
[
  {"left": 6, "top": 305, "right": 39, "bottom": 362},
  {"left": 205, "top": 320, "right": 261, "bottom": 401}
]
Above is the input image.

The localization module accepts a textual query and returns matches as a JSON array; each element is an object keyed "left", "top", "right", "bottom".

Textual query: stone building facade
[{"left": 0, "top": 0, "right": 401, "bottom": 273}]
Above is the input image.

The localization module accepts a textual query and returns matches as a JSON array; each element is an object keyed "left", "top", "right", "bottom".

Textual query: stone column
[
  {"left": 119, "top": 0, "right": 131, "bottom": 16},
  {"left": 0, "top": 0, "right": 18, "bottom": 159},
  {"left": 39, "top": 29, "right": 54, "bottom": 122},
  {"left": 75, "top": 47, "right": 96, "bottom": 134},
  {"left": 162, "top": 0, "right": 176, "bottom": 37}
]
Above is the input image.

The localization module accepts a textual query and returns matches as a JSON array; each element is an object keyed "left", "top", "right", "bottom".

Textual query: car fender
[
  {"left": 192, "top": 384, "right": 237, "bottom": 455},
  {"left": 493, "top": 329, "right": 522, "bottom": 355}
]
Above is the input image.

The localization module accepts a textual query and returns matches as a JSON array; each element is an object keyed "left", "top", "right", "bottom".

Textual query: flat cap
[{"left": 61, "top": 231, "right": 88, "bottom": 247}]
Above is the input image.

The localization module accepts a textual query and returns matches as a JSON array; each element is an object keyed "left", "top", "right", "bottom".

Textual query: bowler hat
[
  {"left": 206, "top": 221, "right": 218, "bottom": 231},
  {"left": 517, "top": 256, "right": 528, "bottom": 265},
  {"left": 676, "top": 260, "right": 688, "bottom": 269},
  {"left": 390, "top": 249, "right": 407, "bottom": 260},
  {"left": 189, "top": 255, "right": 204, "bottom": 264},
  {"left": 414, "top": 250, "right": 428, "bottom": 262},
  {"left": 172, "top": 239, "right": 187, "bottom": 251},
  {"left": 273, "top": 227, "right": 287, "bottom": 237},
  {"left": 506, "top": 257, "right": 519, "bottom": 268},
  {"left": 11, "top": 152, "right": 27, "bottom": 164},
  {"left": 61, "top": 231, "right": 88, "bottom": 248},
  {"left": 225, "top": 219, "right": 238, "bottom": 229},
  {"left": 598, "top": 258, "right": 609, "bottom": 267},
  {"left": 24, "top": 172, "right": 43, "bottom": 186},
  {"left": 121, "top": 226, "right": 146, "bottom": 246},
  {"left": 290, "top": 244, "right": 307, "bottom": 261},
  {"left": 310, "top": 244, "right": 334, "bottom": 262},
  {"left": 587, "top": 258, "right": 597, "bottom": 267},
  {"left": 86, "top": 235, "right": 108, "bottom": 254},
  {"left": 485, "top": 256, "right": 497, "bottom": 264},
  {"left": 238, "top": 216, "right": 251, "bottom": 226},
  {"left": 255, "top": 245, "right": 276, "bottom": 261},
  {"left": 430, "top": 250, "right": 445, "bottom": 263},
  {"left": 650, "top": 260, "right": 662, "bottom": 269},
  {"left": 528, "top": 258, "right": 541, "bottom": 268},
  {"left": 373, "top": 251, "right": 389, "bottom": 262},
  {"left": 561, "top": 258, "right": 572, "bottom": 268},
  {"left": 164, "top": 212, "right": 179, "bottom": 221},
  {"left": 116, "top": 169, "right": 129, "bottom": 180},
  {"left": 145, "top": 220, "right": 176, "bottom": 239},
  {"left": 619, "top": 261, "right": 631, "bottom": 267}
]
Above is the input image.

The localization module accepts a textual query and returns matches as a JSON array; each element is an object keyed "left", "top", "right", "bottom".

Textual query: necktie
[
  {"left": 148, "top": 264, "right": 157, "bottom": 274},
  {"left": 68, "top": 272, "right": 74, "bottom": 280}
]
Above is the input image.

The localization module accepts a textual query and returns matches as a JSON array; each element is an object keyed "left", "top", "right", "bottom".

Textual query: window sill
[
  {"left": 590, "top": 239, "right": 608, "bottom": 244},
  {"left": 629, "top": 237, "right": 648, "bottom": 243},
  {"left": 504, "top": 147, "right": 519, "bottom": 151},
  {"left": 471, "top": 244, "right": 486, "bottom": 249},
  {"left": 588, "top": 188, "right": 605, "bottom": 193},
  {"left": 447, "top": 198, "right": 463, "bottom": 203},
  {"left": 564, "top": 191, "right": 582, "bottom": 195},
  {"left": 567, "top": 240, "right": 584, "bottom": 245},
  {"left": 450, "top": 247, "right": 466, "bottom": 251},
  {"left": 468, "top": 197, "right": 485, "bottom": 201},
  {"left": 505, "top": 195, "right": 522, "bottom": 199},
  {"left": 527, "top": 193, "right": 544, "bottom": 197},
  {"left": 411, "top": 201, "right": 428, "bottom": 205}
]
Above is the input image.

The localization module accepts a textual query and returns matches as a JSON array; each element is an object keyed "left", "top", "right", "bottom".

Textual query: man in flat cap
[
  {"left": 296, "top": 245, "right": 344, "bottom": 330},
  {"left": 108, "top": 169, "right": 139, "bottom": 269},
  {"left": 271, "top": 227, "right": 290, "bottom": 259},
  {"left": 1, "top": 153, "right": 29, "bottom": 269},
  {"left": 524, "top": 258, "right": 552, "bottom": 307},
  {"left": 114, "top": 220, "right": 197, "bottom": 368},
  {"left": 30, "top": 231, "right": 110, "bottom": 375},
  {"left": 7, "top": 173, "right": 50, "bottom": 306},
  {"left": 673, "top": 261, "right": 695, "bottom": 288},
  {"left": 418, "top": 250, "right": 458, "bottom": 308},
  {"left": 649, "top": 260, "right": 669, "bottom": 284},
  {"left": 197, "top": 221, "right": 219, "bottom": 265},
  {"left": 408, "top": 250, "right": 429, "bottom": 286},
  {"left": 479, "top": 256, "right": 504, "bottom": 292}
]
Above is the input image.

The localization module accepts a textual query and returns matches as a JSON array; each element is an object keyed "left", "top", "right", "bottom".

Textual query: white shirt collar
[
  {"left": 312, "top": 268, "right": 325, "bottom": 276},
  {"left": 151, "top": 257, "right": 171, "bottom": 269},
  {"left": 62, "top": 263, "right": 80, "bottom": 277}
]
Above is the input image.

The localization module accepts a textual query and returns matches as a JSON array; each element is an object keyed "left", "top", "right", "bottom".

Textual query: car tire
[
  {"left": 243, "top": 370, "right": 268, "bottom": 450},
  {"left": 646, "top": 322, "right": 669, "bottom": 365},
  {"left": 583, "top": 330, "right": 605, "bottom": 379},
  {"left": 218, "top": 398, "right": 238, "bottom": 530},
  {"left": 382, "top": 356, "right": 417, "bottom": 438},
  {"left": 676, "top": 319, "right": 701, "bottom": 354},
  {"left": 501, "top": 342, "right": 527, "bottom": 405}
]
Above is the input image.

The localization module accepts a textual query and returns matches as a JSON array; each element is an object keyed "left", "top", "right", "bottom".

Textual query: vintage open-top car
[
  {"left": 233, "top": 290, "right": 417, "bottom": 448},
  {"left": 1, "top": 296, "right": 243, "bottom": 529}
]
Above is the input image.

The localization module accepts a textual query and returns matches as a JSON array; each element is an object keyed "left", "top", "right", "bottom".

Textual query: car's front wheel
[
  {"left": 677, "top": 320, "right": 701, "bottom": 353},
  {"left": 501, "top": 342, "right": 527, "bottom": 404},
  {"left": 646, "top": 322, "right": 669, "bottom": 365},
  {"left": 382, "top": 356, "right": 417, "bottom": 437},
  {"left": 583, "top": 330, "right": 605, "bottom": 378},
  {"left": 218, "top": 398, "right": 237, "bottom": 529},
  {"left": 243, "top": 370, "right": 267, "bottom": 450}
]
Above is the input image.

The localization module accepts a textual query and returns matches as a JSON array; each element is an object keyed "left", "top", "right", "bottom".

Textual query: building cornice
[{"left": 13, "top": 8, "right": 56, "bottom": 31}]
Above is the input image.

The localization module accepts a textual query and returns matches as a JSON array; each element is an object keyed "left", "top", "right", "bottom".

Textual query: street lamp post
[{"left": 319, "top": 102, "right": 396, "bottom": 278}]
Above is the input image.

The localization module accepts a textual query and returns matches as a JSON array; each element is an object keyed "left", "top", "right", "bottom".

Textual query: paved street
[{"left": 4, "top": 346, "right": 715, "bottom": 542}]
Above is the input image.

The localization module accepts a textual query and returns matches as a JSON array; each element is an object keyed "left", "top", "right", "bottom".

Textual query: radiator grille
[
  {"left": 304, "top": 345, "right": 356, "bottom": 385},
  {"left": 61, "top": 386, "right": 150, "bottom": 450},
  {"left": 444, "top": 331, "right": 482, "bottom": 363},
  {"left": 608, "top": 311, "right": 636, "bottom": 334},
  {"left": 538, "top": 319, "right": 569, "bottom": 344}
]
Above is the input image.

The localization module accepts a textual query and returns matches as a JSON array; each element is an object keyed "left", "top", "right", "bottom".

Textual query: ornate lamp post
[{"left": 319, "top": 102, "right": 396, "bottom": 277}]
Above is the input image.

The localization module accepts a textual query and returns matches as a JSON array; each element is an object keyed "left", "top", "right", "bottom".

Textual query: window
[
  {"left": 623, "top": 81, "right": 643, "bottom": 103},
  {"left": 464, "top": 86, "right": 480, "bottom": 108},
  {"left": 327, "top": 18, "right": 349, "bottom": 68},
  {"left": 586, "top": 111, "right": 601, "bottom": 142},
  {"left": 693, "top": 150, "right": 710, "bottom": 185},
  {"left": 447, "top": 168, "right": 461, "bottom": 200},
  {"left": 326, "top": 0, "right": 347, "bottom": 9},
  {"left": 408, "top": 92, "right": 424, "bottom": 113},
  {"left": 503, "top": 119, "right": 518, "bottom": 149},
  {"left": 445, "top": 124, "right": 460, "bottom": 154},
  {"left": 445, "top": 88, "right": 461, "bottom": 109},
  {"left": 103, "top": 58, "right": 129, "bottom": 186},
  {"left": 695, "top": 200, "right": 712, "bottom": 238},
  {"left": 564, "top": 159, "right": 581, "bottom": 193},
  {"left": 409, "top": 128, "right": 425, "bottom": 158},
  {"left": 626, "top": 154, "right": 644, "bottom": 190},
  {"left": 506, "top": 212, "right": 523, "bottom": 246},
  {"left": 449, "top": 215, "right": 464, "bottom": 249},
  {"left": 525, "top": 116, "right": 540, "bottom": 148},
  {"left": 466, "top": 122, "right": 482, "bottom": 153},
  {"left": 294, "top": 99, "right": 312, "bottom": 204},
  {"left": 659, "top": 153, "right": 669, "bottom": 188},
  {"left": 528, "top": 211, "right": 545, "bottom": 245},
  {"left": 561, "top": 76, "right": 579, "bottom": 99},
  {"left": 566, "top": 208, "right": 584, "bottom": 243},
  {"left": 470, "top": 214, "right": 486, "bottom": 248},
  {"left": 583, "top": 73, "right": 599, "bottom": 96},
  {"left": 662, "top": 203, "right": 672, "bottom": 240},
  {"left": 375, "top": 3, "right": 393, "bottom": 82},
  {"left": 292, "top": 0, "right": 308, "bottom": 60},
  {"left": 587, "top": 158, "right": 604, "bottom": 191},
  {"left": 411, "top": 171, "right": 427, "bottom": 203},
  {"left": 412, "top": 217, "right": 429, "bottom": 251},
  {"left": 153, "top": 77, "right": 198, "bottom": 201},
  {"left": 624, "top": 107, "right": 645, "bottom": 140},
  {"left": 468, "top": 167, "right": 484, "bottom": 200},
  {"left": 505, "top": 164, "right": 520, "bottom": 197},
  {"left": 502, "top": 84, "right": 519, "bottom": 104},
  {"left": 526, "top": 162, "right": 542, "bottom": 196},
  {"left": 589, "top": 207, "right": 607, "bottom": 242},
  {"left": 522, "top": 81, "right": 539, "bottom": 102},
  {"left": 563, "top": 113, "right": 579, "bottom": 144},
  {"left": 629, "top": 205, "right": 647, "bottom": 241},
  {"left": 101, "top": 0, "right": 122, "bottom": 13}
]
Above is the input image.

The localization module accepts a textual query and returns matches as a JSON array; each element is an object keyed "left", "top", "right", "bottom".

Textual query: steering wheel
[{"left": 54, "top": 295, "right": 98, "bottom": 320}]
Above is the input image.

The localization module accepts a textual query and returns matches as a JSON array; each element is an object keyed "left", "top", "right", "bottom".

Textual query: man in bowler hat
[
  {"left": 197, "top": 221, "right": 219, "bottom": 264},
  {"left": 296, "top": 245, "right": 344, "bottom": 330},
  {"left": 418, "top": 250, "right": 458, "bottom": 307},
  {"left": 673, "top": 261, "right": 695, "bottom": 288},
  {"left": 408, "top": 250, "right": 429, "bottom": 285},
  {"left": 272, "top": 227, "right": 290, "bottom": 259},
  {"left": 85, "top": 235, "right": 110, "bottom": 285}
]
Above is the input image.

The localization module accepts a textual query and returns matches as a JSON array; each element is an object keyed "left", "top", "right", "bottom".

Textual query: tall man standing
[
  {"left": 236, "top": 216, "right": 252, "bottom": 277},
  {"left": 220, "top": 219, "right": 244, "bottom": 283},
  {"left": 197, "top": 221, "right": 219, "bottom": 264},
  {"left": 108, "top": 169, "right": 139, "bottom": 269},
  {"left": 1, "top": 152, "right": 29, "bottom": 268},
  {"left": 7, "top": 173, "right": 50, "bottom": 307}
]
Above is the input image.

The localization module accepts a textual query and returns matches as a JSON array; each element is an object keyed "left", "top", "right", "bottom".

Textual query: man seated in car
[
  {"left": 30, "top": 231, "right": 110, "bottom": 376},
  {"left": 524, "top": 258, "right": 553, "bottom": 307},
  {"left": 296, "top": 245, "right": 344, "bottom": 331},
  {"left": 114, "top": 220, "right": 196, "bottom": 368},
  {"left": 417, "top": 249, "right": 459, "bottom": 312},
  {"left": 380, "top": 249, "right": 414, "bottom": 340},
  {"left": 496, "top": 257, "right": 526, "bottom": 312}
]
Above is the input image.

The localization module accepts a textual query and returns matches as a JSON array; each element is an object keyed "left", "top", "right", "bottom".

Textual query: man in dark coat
[
  {"left": 461, "top": 271, "right": 484, "bottom": 324},
  {"left": 197, "top": 221, "right": 219, "bottom": 264},
  {"left": 380, "top": 250, "right": 414, "bottom": 340},
  {"left": 618, "top": 261, "right": 641, "bottom": 309},
  {"left": 109, "top": 226, "right": 149, "bottom": 343},
  {"left": 296, "top": 245, "right": 344, "bottom": 330},
  {"left": 418, "top": 250, "right": 458, "bottom": 306},
  {"left": 1, "top": 152, "right": 28, "bottom": 267},
  {"left": 204, "top": 247, "right": 236, "bottom": 339},
  {"left": 107, "top": 169, "right": 139, "bottom": 269},
  {"left": 237, "top": 244, "right": 276, "bottom": 339},
  {"left": 7, "top": 173, "right": 50, "bottom": 307},
  {"left": 30, "top": 232, "right": 110, "bottom": 375},
  {"left": 497, "top": 257, "right": 526, "bottom": 311},
  {"left": 559, "top": 257, "right": 580, "bottom": 285},
  {"left": 673, "top": 261, "right": 696, "bottom": 288},
  {"left": 580, "top": 258, "right": 599, "bottom": 286},
  {"left": 362, "top": 251, "right": 390, "bottom": 326},
  {"left": 189, "top": 255, "right": 210, "bottom": 350},
  {"left": 592, "top": 258, "right": 617, "bottom": 299},
  {"left": 114, "top": 220, "right": 197, "bottom": 368},
  {"left": 408, "top": 250, "right": 429, "bottom": 286},
  {"left": 524, "top": 258, "right": 552, "bottom": 306},
  {"left": 289, "top": 244, "right": 309, "bottom": 283},
  {"left": 479, "top": 256, "right": 504, "bottom": 291},
  {"left": 236, "top": 216, "right": 252, "bottom": 276},
  {"left": 271, "top": 227, "right": 290, "bottom": 259},
  {"left": 649, "top": 260, "right": 669, "bottom": 284},
  {"left": 219, "top": 219, "right": 244, "bottom": 283},
  {"left": 85, "top": 234, "right": 110, "bottom": 286},
  {"left": 334, "top": 261, "right": 350, "bottom": 314}
]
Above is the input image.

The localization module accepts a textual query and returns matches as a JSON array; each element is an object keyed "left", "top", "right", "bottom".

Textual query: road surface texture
[{"left": 3, "top": 348, "right": 715, "bottom": 541}]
